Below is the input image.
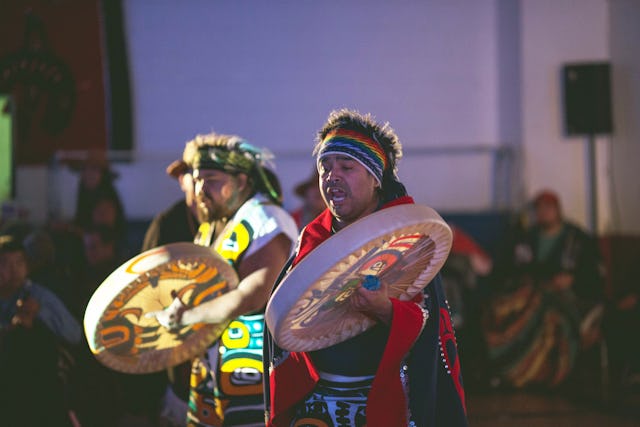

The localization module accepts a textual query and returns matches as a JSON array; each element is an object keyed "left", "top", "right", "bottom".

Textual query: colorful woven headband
[
  {"left": 192, "top": 145, "right": 254, "bottom": 175},
  {"left": 316, "top": 129, "right": 388, "bottom": 185},
  {"left": 192, "top": 142, "right": 281, "bottom": 203}
]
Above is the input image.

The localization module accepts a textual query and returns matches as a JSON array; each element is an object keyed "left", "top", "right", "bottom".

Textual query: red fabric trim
[
  {"left": 290, "top": 208, "right": 303, "bottom": 230},
  {"left": 268, "top": 196, "right": 418, "bottom": 425},
  {"left": 292, "top": 209, "right": 333, "bottom": 267},
  {"left": 268, "top": 352, "right": 318, "bottom": 426},
  {"left": 367, "top": 298, "right": 426, "bottom": 426},
  {"left": 382, "top": 195, "right": 415, "bottom": 208},
  {"left": 439, "top": 307, "right": 467, "bottom": 413}
]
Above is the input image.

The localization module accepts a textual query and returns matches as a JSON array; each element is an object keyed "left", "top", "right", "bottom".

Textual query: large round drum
[
  {"left": 84, "top": 242, "right": 238, "bottom": 374},
  {"left": 265, "top": 204, "right": 452, "bottom": 352}
]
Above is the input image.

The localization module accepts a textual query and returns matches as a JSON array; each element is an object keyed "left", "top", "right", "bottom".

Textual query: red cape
[{"left": 264, "top": 196, "right": 467, "bottom": 426}]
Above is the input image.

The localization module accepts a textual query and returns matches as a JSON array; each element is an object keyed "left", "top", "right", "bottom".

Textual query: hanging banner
[{"left": 0, "top": 1, "right": 107, "bottom": 165}]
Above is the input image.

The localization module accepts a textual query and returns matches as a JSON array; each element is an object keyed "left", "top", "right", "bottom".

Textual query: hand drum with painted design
[
  {"left": 265, "top": 204, "right": 453, "bottom": 352},
  {"left": 84, "top": 242, "right": 238, "bottom": 373}
]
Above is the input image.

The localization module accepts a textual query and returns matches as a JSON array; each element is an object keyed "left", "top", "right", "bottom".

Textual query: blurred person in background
[
  {"left": 0, "top": 233, "right": 81, "bottom": 427},
  {"left": 289, "top": 168, "right": 326, "bottom": 231},
  {"left": 441, "top": 224, "right": 493, "bottom": 391},
  {"left": 142, "top": 159, "right": 200, "bottom": 251},
  {"left": 601, "top": 241, "right": 640, "bottom": 402},
  {"left": 0, "top": 233, "right": 81, "bottom": 345},
  {"left": 22, "top": 226, "right": 77, "bottom": 316},
  {"left": 75, "top": 223, "right": 121, "bottom": 320},
  {"left": 441, "top": 224, "right": 493, "bottom": 329},
  {"left": 483, "top": 189, "right": 605, "bottom": 390},
  {"left": 71, "top": 223, "right": 160, "bottom": 427},
  {"left": 69, "top": 150, "right": 127, "bottom": 255}
]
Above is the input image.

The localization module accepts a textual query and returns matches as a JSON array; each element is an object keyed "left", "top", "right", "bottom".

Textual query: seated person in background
[
  {"left": 483, "top": 189, "right": 604, "bottom": 389},
  {"left": 290, "top": 168, "right": 326, "bottom": 230},
  {"left": 142, "top": 159, "right": 201, "bottom": 251},
  {"left": 71, "top": 150, "right": 128, "bottom": 255},
  {"left": 441, "top": 224, "right": 493, "bottom": 328},
  {"left": 601, "top": 240, "right": 640, "bottom": 396},
  {"left": 0, "top": 233, "right": 81, "bottom": 345},
  {"left": 23, "top": 227, "right": 72, "bottom": 310},
  {"left": 0, "top": 233, "right": 82, "bottom": 427},
  {"left": 75, "top": 224, "right": 122, "bottom": 320},
  {"left": 71, "top": 223, "right": 161, "bottom": 427},
  {"left": 441, "top": 224, "right": 493, "bottom": 391}
]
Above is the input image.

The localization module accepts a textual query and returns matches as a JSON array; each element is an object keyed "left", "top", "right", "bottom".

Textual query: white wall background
[
  {"left": 609, "top": 0, "right": 640, "bottom": 234},
  {"left": 520, "top": 0, "right": 611, "bottom": 232},
  {"left": 14, "top": 0, "right": 639, "bottom": 236},
  {"left": 122, "top": 0, "right": 503, "bottom": 216}
]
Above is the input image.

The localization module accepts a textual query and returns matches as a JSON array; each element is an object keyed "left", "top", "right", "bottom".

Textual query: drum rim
[
  {"left": 265, "top": 203, "right": 452, "bottom": 352},
  {"left": 83, "top": 241, "right": 239, "bottom": 373}
]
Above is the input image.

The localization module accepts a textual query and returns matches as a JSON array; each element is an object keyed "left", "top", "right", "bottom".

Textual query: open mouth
[{"left": 327, "top": 187, "right": 346, "bottom": 205}]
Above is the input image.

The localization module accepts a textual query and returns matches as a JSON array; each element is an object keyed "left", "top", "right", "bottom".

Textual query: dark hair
[
  {"left": 255, "top": 167, "right": 284, "bottom": 206},
  {"left": 82, "top": 223, "right": 117, "bottom": 245},
  {"left": 75, "top": 172, "right": 126, "bottom": 232}
]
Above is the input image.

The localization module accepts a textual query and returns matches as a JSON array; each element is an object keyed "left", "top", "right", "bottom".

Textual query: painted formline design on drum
[
  {"left": 266, "top": 204, "right": 452, "bottom": 352},
  {"left": 84, "top": 242, "right": 238, "bottom": 374}
]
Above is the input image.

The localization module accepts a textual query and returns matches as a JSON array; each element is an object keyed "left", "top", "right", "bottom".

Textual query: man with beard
[
  {"left": 142, "top": 156, "right": 224, "bottom": 427},
  {"left": 263, "top": 109, "right": 468, "bottom": 427},
  {"left": 147, "top": 132, "right": 298, "bottom": 427}
]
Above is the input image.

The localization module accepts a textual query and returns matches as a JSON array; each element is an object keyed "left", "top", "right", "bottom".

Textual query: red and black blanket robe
[{"left": 263, "top": 196, "right": 468, "bottom": 426}]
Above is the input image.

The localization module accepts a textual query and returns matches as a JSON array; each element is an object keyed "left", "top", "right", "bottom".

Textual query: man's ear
[
  {"left": 235, "top": 173, "right": 249, "bottom": 191},
  {"left": 177, "top": 173, "right": 192, "bottom": 193}
]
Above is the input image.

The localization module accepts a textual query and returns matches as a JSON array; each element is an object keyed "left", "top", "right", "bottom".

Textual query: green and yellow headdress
[{"left": 183, "top": 132, "right": 281, "bottom": 204}]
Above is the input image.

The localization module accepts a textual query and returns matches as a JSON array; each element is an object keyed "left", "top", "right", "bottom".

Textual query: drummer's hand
[
  {"left": 351, "top": 280, "right": 393, "bottom": 325},
  {"left": 11, "top": 296, "right": 40, "bottom": 329},
  {"left": 145, "top": 291, "right": 187, "bottom": 332}
]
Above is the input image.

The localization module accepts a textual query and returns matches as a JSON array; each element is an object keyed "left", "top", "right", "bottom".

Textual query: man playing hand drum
[
  {"left": 148, "top": 132, "right": 298, "bottom": 427},
  {"left": 263, "top": 109, "right": 469, "bottom": 427}
]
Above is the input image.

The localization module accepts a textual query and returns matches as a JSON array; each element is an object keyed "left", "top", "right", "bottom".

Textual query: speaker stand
[{"left": 586, "top": 133, "right": 598, "bottom": 233}]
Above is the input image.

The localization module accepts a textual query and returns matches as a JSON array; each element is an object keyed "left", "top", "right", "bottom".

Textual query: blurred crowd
[
  {"left": 0, "top": 152, "right": 138, "bottom": 427},
  {"left": 1, "top": 150, "right": 638, "bottom": 426},
  {"left": 444, "top": 189, "right": 640, "bottom": 406}
]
